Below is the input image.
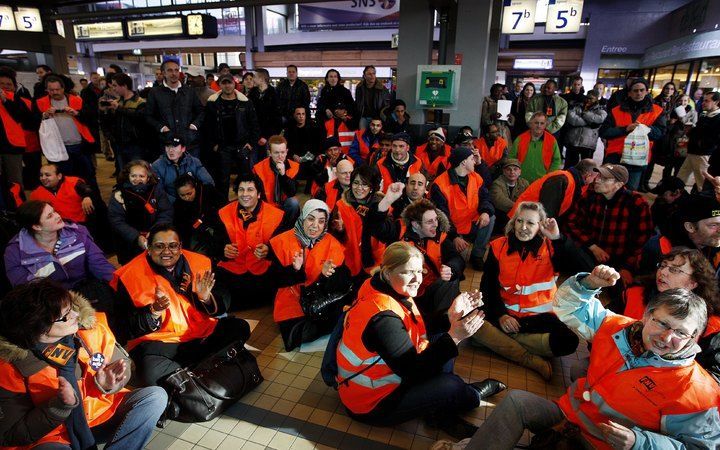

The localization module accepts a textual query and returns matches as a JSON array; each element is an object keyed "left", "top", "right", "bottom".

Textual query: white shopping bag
[
  {"left": 39, "top": 118, "right": 69, "bottom": 162},
  {"left": 620, "top": 123, "right": 651, "bottom": 166}
]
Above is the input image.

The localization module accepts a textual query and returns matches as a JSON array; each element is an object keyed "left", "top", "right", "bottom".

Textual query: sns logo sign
[{"left": 350, "top": 0, "right": 396, "bottom": 9}]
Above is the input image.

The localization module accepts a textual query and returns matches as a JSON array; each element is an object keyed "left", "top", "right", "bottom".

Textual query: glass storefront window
[
  {"left": 651, "top": 65, "right": 674, "bottom": 97},
  {"left": 696, "top": 58, "right": 720, "bottom": 94},
  {"left": 266, "top": 9, "right": 287, "bottom": 35},
  {"left": 673, "top": 62, "right": 690, "bottom": 93}
]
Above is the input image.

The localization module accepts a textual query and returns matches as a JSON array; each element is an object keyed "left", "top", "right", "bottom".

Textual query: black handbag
[
  {"left": 160, "top": 341, "right": 263, "bottom": 424},
  {"left": 300, "top": 279, "right": 353, "bottom": 321}
]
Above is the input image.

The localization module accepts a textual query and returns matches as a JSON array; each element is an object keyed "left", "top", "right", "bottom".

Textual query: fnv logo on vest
[
  {"left": 43, "top": 343, "right": 76, "bottom": 365},
  {"left": 639, "top": 375, "right": 656, "bottom": 391}
]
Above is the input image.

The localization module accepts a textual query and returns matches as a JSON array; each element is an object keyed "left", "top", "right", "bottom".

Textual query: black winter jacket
[
  {"left": 276, "top": 78, "right": 311, "bottom": 119},
  {"left": 203, "top": 90, "right": 260, "bottom": 150},
  {"left": 145, "top": 83, "right": 204, "bottom": 147}
]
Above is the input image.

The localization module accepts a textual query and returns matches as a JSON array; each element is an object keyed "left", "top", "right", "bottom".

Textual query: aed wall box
[{"left": 416, "top": 65, "right": 461, "bottom": 110}]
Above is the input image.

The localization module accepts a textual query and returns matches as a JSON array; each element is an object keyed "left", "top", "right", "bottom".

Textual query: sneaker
[{"left": 430, "top": 438, "right": 471, "bottom": 450}]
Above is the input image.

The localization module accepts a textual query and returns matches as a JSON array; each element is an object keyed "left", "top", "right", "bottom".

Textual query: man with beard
[
  {"left": 525, "top": 79, "right": 568, "bottom": 136},
  {"left": 415, "top": 128, "right": 452, "bottom": 179},
  {"left": 475, "top": 122, "right": 508, "bottom": 170},
  {"left": 377, "top": 132, "right": 423, "bottom": 192},
  {"left": 490, "top": 158, "right": 528, "bottom": 232},
  {"left": 348, "top": 116, "right": 383, "bottom": 164}
]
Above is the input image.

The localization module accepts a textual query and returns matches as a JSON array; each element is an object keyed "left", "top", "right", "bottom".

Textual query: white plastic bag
[
  {"left": 620, "top": 123, "right": 651, "bottom": 166},
  {"left": 39, "top": 118, "right": 68, "bottom": 162}
]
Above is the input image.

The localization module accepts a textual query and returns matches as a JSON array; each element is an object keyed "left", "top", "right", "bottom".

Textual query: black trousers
[
  {"left": 277, "top": 310, "right": 342, "bottom": 352},
  {"left": 490, "top": 312, "right": 580, "bottom": 356},
  {"left": 215, "top": 267, "right": 277, "bottom": 311},
  {"left": 130, "top": 317, "right": 251, "bottom": 386}
]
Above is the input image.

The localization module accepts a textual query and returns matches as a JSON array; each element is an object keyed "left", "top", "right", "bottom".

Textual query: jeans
[
  {"left": 465, "top": 390, "right": 565, "bottom": 450},
  {"left": 115, "top": 143, "right": 146, "bottom": 173},
  {"left": 467, "top": 215, "right": 496, "bottom": 258},
  {"left": 602, "top": 153, "right": 643, "bottom": 191},
  {"left": 0, "top": 153, "right": 24, "bottom": 187},
  {"left": 34, "top": 386, "right": 167, "bottom": 450},
  {"left": 281, "top": 197, "right": 300, "bottom": 224}
]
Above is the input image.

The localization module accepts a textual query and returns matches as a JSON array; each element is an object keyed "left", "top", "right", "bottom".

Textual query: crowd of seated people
[{"left": 1, "top": 61, "right": 719, "bottom": 449}]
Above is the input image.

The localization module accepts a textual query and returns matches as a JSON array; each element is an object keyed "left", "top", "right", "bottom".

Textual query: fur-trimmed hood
[
  {"left": 401, "top": 206, "right": 452, "bottom": 235},
  {"left": 207, "top": 89, "right": 249, "bottom": 103},
  {"left": 0, "top": 292, "right": 96, "bottom": 363}
]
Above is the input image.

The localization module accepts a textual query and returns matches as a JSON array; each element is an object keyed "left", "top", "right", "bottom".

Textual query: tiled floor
[{"left": 89, "top": 158, "right": 588, "bottom": 449}]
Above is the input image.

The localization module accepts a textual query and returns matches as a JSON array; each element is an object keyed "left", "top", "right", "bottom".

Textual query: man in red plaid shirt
[{"left": 565, "top": 164, "right": 653, "bottom": 285}]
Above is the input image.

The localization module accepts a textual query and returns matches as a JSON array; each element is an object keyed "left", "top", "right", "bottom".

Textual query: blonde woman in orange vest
[
  {"left": 471, "top": 201, "right": 583, "bottom": 380},
  {"left": 448, "top": 266, "right": 720, "bottom": 450},
  {"left": 336, "top": 242, "right": 505, "bottom": 440},
  {"left": 111, "top": 224, "right": 250, "bottom": 386},
  {"left": 269, "top": 199, "right": 351, "bottom": 351},
  {"left": 0, "top": 280, "right": 167, "bottom": 450}
]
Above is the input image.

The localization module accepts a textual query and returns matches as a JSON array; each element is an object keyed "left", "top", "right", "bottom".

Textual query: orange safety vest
[
  {"left": 323, "top": 179, "right": 343, "bottom": 211},
  {"left": 415, "top": 143, "right": 451, "bottom": 178},
  {"left": 398, "top": 221, "right": 446, "bottom": 296},
  {"left": 36, "top": 95, "right": 96, "bottom": 144},
  {"left": 605, "top": 104, "right": 664, "bottom": 156},
  {"left": 337, "top": 279, "right": 429, "bottom": 414},
  {"left": 516, "top": 131, "right": 556, "bottom": 171},
  {"left": 706, "top": 315, "right": 720, "bottom": 337},
  {"left": 658, "top": 236, "right": 673, "bottom": 255},
  {"left": 558, "top": 315, "right": 720, "bottom": 450},
  {"left": 325, "top": 118, "right": 355, "bottom": 151},
  {"left": 336, "top": 198, "right": 386, "bottom": 276},
  {"left": 252, "top": 158, "right": 300, "bottom": 208},
  {"left": 475, "top": 136, "right": 507, "bottom": 168},
  {"left": 508, "top": 170, "right": 576, "bottom": 218},
  {"left": 0, "top": 314, "right": 127, "bottom": 449},
  {"left": 30, "top": 176, "right": 88, "bottom": 223},
  {"left": 269, "top": 229, "right": 345, "bottom": 322},
  {"left": 217, "top": 201, "right": 284, "bottom": 276},
  {"left": 353, "top": 130, "right": 380, "bottom": 162},
  {"left": 376, "top": 156, "right": 424, "bottom": 193},
  {"left": 9, "top": 182, "right": 24, "bottom": 208},
  {"left": 0, "top": 90, "right": 27, "bottom": 148},
  {"left": 490, "top": 236, "right": 557, "bottom": 317},
  {"left": 432, "top": 170, "right": 482, "bottom": 235},
  {"left": 111, "top": 250, "right": 218, "bottom": 351}
]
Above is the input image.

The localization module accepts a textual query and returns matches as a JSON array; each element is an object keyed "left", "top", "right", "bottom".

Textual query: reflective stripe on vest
[
  {"left": 336, "top": 199, "right": 385, "bottom": 276},
  {"left": 432, "top": 170, "right": 482, "bottom": 235},
  {"left": 36, "top": 95, "right": 96, "bottom": 144},
  {"left": 517, "top": 131, "right": 556, "bottom": 170},
  {"left": 0, "top": 90, "right": 27, "bottom": 148},
  {"left": 605, "top": 104, "right": 663, "bottom": 156},
  {"left": 29, "top": 176, "right": 87, "bottom": 223},
  {"left": 508, "top": 170, "right": 575, "bottom": 218},
  {"left": 377, "top": 156, "right": 423, "bottom": 193},
  {"left": 476, "top": 137, "right": 507, "bottom": 168},
  {"left": 415, "top": 143, "right": 451, "bottom": 178},
  {"left": 217, "top": 201, "right": 283, "bottom": 276},
  {"left": 252, "top": 158, "right": 300, "bottom": 207},
  {"left": 490, "top": 236, "right": 557, "bottom": 318},
  {"left": 337, "top": 280, "right": 428, "bottom": 414},
  {"left": 325, "top": 119, "right": 355, "bottom": 149},
  {"left": 111, "top": 250, "right": 217, "bottom": 351},
  {"left": 269, "top": 229, "right": 346, "bottom": 322},
  {"left": 557, "top": 315, "right": 720, "bottom": 450}
]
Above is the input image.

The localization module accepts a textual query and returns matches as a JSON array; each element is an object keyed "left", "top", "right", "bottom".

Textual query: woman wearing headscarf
[{"left": 269, "top": 199, "right": 352, "bottom": 351}]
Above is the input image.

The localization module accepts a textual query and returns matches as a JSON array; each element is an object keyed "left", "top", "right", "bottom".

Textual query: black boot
[
  {"left": 425, "top": 414, "right": 479, "bottom": 440},
  {"left": 471, "top": 378, "right": 507, "bottom": 400}
]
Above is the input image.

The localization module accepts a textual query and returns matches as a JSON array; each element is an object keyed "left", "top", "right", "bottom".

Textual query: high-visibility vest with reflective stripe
[
  {"left": 269, "top": 229, "right": 345, "bottom": 322},
  {"left": 30, "top": 176, "right": 88, "bottom": 223},
  {"left": 0, "top": 313, "right": 127, "bottom": 449},
  {"left": 217, "top": 201, "right": 283, "bottom": 276},
  {"left": 111, "top": 250, "right": 218, "bottom": 351},
  {"left": 252, "top": 158, "right": 300, "bottom": 208},
  {"left": 335, "top": 198, "right": 386, "bottom": 276},
  {"left": 605, "top": 104, "right": 663, "bottom": 156},
  {"left": 516, "top": 131, "right": 556, "bottom": 171},
  {"left": 325, "top": 118, "right": 355, "bottom": 150},
  {"left": 558, "top": 314, "right": 720, "bottom": 450},
  {"left": 415, "top": 143, "right": 451, "bottom": 178},
  {"left": 490, "top": 236, "right": 557, "bottom": 317},
  {"left": 36, "top": 94, "right": 96, "bottom": 144},
  {"left": 0, "top": 90, "right": 27, "bottom": 148},
  {"left": 475, "top": 136, "right": 507, "bottom": 168},
  {"left": 376, "top": 156, "right": 423, "bottom": 193},
  {"left": 432, "top": 170, "right": 482, "bottom": 235},
  {"left": 398, "top": 221, "right": 446, "bottom": 296},
  {"left": 508, "top": 170, "right": 576, "bottom": 218},
  {"left": 337, "top": 279, "right": 429, "bottom": 414}
]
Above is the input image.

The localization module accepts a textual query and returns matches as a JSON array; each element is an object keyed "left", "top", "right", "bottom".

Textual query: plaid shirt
[{"left": 565, "top": 187, "right": 653, "bottom": 269}]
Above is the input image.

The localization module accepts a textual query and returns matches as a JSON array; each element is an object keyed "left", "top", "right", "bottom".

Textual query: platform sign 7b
[
  {"left": 501, "top": 0, "right": 537, "bottom": 34},
  {"left": 545, "top": 0, "right": 583, "bottom": 33}
]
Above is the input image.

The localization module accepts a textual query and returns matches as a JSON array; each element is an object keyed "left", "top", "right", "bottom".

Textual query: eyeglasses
[
  {"left": 657, "top": 262, "right": 692, "bottom": 276},
  {"left": 352, "top": 180, "right": 370, "bottom": 189},
  {"left": 649, "top": 315, "right": 694, "bottom": 340},
  {"left": 150, "top": 242, "right": 181, "bottom": 252},
  {"left": 53, "top": 309, "right": 74, "bottom": 323}
]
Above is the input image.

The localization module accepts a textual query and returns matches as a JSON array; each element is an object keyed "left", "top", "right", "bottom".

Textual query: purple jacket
[{"left": 3, "top": 223, "right": 115, "bottom": 289}]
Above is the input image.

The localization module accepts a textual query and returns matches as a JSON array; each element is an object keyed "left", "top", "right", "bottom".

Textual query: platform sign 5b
[
  {"left": 545, "top": 0, "right": 583, "bottom": 33},
  {"left": 501, "top": 0, "right": 537, "bottom": 34}
]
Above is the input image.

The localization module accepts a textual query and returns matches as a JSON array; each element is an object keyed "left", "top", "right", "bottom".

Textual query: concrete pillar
[
  {"left": 396, "top": 0, "right": 434, "bottom": 126},
  {"left": 452, "top": 0, "right": 497, "bottom": 130},
  {"left": 484, "top": 0, "right": 502, "bottom": 92}
]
